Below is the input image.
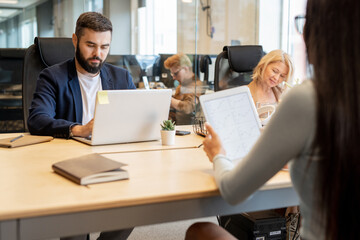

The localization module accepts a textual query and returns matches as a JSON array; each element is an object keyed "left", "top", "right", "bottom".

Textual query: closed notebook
[
  {"left": 0, "top": 135, "right": 53, "bottom": 148},
  {"left": 52, "top": 153, "right": 129, "bottom": 185}
]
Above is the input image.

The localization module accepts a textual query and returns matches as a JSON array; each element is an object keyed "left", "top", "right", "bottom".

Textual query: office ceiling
[{"left": 0, "top": 0, "right": 46, "bottom": 23}]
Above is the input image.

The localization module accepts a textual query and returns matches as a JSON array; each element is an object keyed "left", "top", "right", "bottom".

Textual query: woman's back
[{"left": 303, "top": 1, "right": 360, "bottom": 239}]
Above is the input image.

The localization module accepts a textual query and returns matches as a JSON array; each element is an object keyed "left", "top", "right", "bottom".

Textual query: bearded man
[{"left": 28, "top": 12, "right": 135, "bottom": 138}]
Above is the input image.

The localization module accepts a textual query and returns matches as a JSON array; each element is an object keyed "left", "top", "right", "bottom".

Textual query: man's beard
[{"left": 76, "top": 42, "right": 104, "bottom": 74}]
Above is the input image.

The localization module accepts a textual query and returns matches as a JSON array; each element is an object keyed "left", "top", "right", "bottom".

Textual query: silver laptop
[
  {"left": 199, "top": 86, "right": 262, "bottom": 162},
  {"left": 74, "top": 89, "right": 172, "bottom": 145}
]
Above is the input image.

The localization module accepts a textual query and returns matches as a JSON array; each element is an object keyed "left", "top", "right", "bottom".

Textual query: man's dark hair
[{"left": 75, "top": 12, "right": 112, "bottom": 39}]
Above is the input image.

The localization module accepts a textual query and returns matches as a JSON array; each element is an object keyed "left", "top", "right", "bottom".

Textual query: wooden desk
[
  {"left": 90, "top": 125, "right": 203, "bottom": 154},
  {"left": 0, "top": 130, "right": 298, "bottom": 240}
]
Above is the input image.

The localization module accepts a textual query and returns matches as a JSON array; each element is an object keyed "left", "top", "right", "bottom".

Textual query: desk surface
[
  {"left": 0, "top": 126, "right": 202, "bottom": 154},
  {"left": 0, "top": 127, "right": 297, "bottom": 239},
  {"left": 89, "top": 125, "right": 203, "bottom": 153}
]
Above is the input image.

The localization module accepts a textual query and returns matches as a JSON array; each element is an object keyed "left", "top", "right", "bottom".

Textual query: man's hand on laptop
[{"left": 71, "top": 119, "right": 94, "bottom": 137}]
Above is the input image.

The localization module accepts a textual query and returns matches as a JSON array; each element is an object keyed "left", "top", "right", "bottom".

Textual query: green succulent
[{"left": 160, "top": 120, "right": 176, "bottom": 131}]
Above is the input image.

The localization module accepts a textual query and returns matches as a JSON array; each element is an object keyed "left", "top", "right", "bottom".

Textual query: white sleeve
[{"left": 213, "top": 81, "right": 316, "bottom": 205}]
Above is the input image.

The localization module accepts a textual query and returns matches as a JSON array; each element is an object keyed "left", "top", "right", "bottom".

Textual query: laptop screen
[{"left": 80, "top": 89, "right": 172, "bottom": 145}]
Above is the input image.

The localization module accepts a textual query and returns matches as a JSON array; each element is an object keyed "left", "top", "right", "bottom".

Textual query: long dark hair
[{"left": 304, "top": 0, "right": 360, "bottom": 239}]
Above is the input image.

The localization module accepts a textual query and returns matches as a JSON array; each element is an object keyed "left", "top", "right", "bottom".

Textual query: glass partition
[{"left": 0, "top": 0, "right": 308, "bottom": 131}]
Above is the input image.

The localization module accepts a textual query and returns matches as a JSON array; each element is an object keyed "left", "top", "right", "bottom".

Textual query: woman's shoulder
[
  {"left": 289, "top": 80, "right": 314, "bottom": 98},
  {"left": 246, "top": 82, "right": 256, "bottom": 97},
  {"left": 280, "top": 80, "right": 315, "bottom": 114}
]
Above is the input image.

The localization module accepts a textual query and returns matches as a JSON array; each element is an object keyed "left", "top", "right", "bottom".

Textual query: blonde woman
[{"left": 248, "top": 49, "right": 294, "bottom": 105}]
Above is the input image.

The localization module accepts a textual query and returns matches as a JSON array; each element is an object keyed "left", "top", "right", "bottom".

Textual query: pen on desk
[
  {"left": 198, "top": 143, "right": 203, "bottom": 148},
  {"left": 10, "top": 134, "right": 24, "bottom": 142}
]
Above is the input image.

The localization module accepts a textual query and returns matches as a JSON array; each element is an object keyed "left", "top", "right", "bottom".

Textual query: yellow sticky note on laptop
[{"left": 98, "top": 91, "right": 109, "bottom": 104}]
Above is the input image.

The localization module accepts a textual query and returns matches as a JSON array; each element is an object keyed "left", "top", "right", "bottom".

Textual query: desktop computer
[{"left": 219, "top": 210, "right": 286, "bottom": 240}]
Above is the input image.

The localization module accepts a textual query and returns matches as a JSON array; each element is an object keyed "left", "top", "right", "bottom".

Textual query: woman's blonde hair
[
  {"left": 164, "top": 53, "right": 192, "bottom": 69},
  {"left": 252, "top": 49, "right": 294, "bottom": 85}
]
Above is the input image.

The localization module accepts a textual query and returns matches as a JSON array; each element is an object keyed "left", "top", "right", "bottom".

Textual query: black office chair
[
  {"left": 199, "top": 55, "right": 212, "bottom": 83},
  {"left": 214, "top": 45, "right": 264, "bottom": 91},
  {"left": 22, "top": 37, "right": 75, "bottom": 131}
]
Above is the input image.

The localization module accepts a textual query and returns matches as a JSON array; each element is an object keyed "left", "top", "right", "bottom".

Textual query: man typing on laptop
[
  {"left": 27, "top": 12, "right": 135, "bottom": 240},
  {"left": 28, "top": 12, "right": 135, "bottom": 139}
]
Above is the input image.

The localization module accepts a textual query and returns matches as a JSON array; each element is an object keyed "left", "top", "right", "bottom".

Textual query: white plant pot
[{"left": 160, "top": 130, "right": 175, "bottom": 146}]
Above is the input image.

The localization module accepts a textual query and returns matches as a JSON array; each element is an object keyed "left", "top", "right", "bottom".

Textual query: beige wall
[
  {"left": 177, "top": 0, "right": 259, "bottom": 55},
  {"left": 104, "top": 0, "right": 131, "bottom": 54},
  {"left": 50, "top": 0, "right": 262, "bottom": 56},
  {"left": 53, "top": 0, "right": 84, "bottom": 37}
]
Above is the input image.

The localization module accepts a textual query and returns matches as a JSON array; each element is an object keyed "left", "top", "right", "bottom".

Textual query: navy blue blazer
[{"left": 28, "top": 58, "right": 136, "bottom": 138}]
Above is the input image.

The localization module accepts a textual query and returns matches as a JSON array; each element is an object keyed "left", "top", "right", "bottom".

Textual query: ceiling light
[{"left": 0, "top": 0, "right": 19, "bottom": 4}]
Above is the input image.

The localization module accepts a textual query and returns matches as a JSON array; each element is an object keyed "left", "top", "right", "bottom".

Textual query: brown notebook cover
[
  {"left": 0, "top": 135, "right": 53, "bottom": 148},
  {"left": 52, "top": 153, "right": 129, "bottom": 185}
]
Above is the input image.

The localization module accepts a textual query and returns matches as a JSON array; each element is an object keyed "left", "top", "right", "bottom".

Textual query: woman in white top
[
  {"left": 250, "top": 49, "right": 294, "bottom": 126},
  {"left": 248, "top": 49, "right": 294, "bottom": 105},
  {"left": 185, "top": 0, "right": 359, "bottom": 239}
]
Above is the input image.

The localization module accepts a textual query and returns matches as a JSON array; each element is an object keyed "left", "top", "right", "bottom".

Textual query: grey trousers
[{"left": 60, "top": 228, "right": 133, "bottom": 240}]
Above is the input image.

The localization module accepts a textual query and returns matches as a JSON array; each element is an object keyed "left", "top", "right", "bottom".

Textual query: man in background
[{"left": 164, "top": 53, "right": 206, "bottom": 125}]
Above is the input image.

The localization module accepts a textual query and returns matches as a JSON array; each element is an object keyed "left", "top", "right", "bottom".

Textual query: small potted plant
[{"left": 160, "top": 120, "right": 176, "bottom": 145}]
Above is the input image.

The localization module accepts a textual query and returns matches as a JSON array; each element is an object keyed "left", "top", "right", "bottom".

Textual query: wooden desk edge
[
  {"left": 0, "top": 189, "right": 220, "bottom": 221},
  {"left": 0, "top": 181, "right": 294, "bottom": 221}
]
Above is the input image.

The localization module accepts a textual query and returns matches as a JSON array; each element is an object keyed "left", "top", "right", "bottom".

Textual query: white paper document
[{"left": 200, "top": 86, "right": 262, "bottom": 161}]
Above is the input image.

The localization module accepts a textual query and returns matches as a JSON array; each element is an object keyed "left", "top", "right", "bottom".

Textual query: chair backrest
[
  {"left": 214, "top": 45, "right": 264, "bottom": 91},
  {"left": 22, "top": 37, "right": 74, "bottom": 131},
  {"left": 199, "top": 55, "right": 212, "bottom": 83}
]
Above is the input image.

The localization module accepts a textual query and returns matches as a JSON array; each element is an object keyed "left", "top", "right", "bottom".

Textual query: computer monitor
[
  {"left": 0, "top": 48, "right": 25, "bottom": 88},
  {"left": 159, "top": 53, "right": 175, "bottom": 88},
  {"left": 106, "top": 55, "right": 160, "bottom": 87},
  {"left": 135, "top": 55, "right": 160, "bottom": 82},
  {"left": 0, "top": 48, "right": 26, "bottom": 132}
]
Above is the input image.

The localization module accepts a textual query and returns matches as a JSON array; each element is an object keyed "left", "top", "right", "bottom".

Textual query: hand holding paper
[{"left": 203, "top": 123, "right": 226, "bottom": 162}]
